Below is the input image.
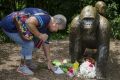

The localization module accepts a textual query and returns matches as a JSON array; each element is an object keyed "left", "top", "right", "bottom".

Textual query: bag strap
[
  {"left": 34, "top": 13, "right": 46, "bottom": 16},
  {"left": 33, "top": 12, "right": 48, "bottom": 28}
]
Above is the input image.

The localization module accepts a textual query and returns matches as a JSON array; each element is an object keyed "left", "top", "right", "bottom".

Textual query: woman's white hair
[{"left": 53, "top": 14, "right": 67, "bottom": 29}]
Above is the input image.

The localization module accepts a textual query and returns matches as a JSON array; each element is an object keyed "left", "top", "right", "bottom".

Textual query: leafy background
[{"left": 0, "top": 0, "right": 120, "bottom": 43}]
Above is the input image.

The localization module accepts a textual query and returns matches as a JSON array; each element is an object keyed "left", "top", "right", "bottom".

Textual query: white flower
[{"left": 79, "top": 61, "right": 96, "bottom": 78}]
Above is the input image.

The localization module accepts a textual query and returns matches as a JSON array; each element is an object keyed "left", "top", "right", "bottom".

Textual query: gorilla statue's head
[{"left": 80, "top": 5, "right": 99, "bottom": 32}]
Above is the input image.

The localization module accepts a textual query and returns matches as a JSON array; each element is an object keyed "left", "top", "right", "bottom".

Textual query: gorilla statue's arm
[
  {"left": 96, "top": 15, "right": 110, "bottom": 77},
  {"left": 69, "top": 15, "right": 81, "bottom": 63}
]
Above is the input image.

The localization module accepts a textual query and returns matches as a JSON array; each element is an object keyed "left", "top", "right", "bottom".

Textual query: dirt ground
[{"left": 0, "top": 39, "right": 120, "bottom": 80}]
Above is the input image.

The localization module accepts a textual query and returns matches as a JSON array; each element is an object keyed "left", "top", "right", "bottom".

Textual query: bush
[
  {"left": 111, "top": 16, "right": 120, "bottom": 39},
  {"left": 106, "top": 2, "right": 120, "bottom": 39},
  {"left": 0, "top": 0, "right": 120, "bottom": 42}
]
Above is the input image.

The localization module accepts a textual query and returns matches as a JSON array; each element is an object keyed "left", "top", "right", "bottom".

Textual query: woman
[{"left": 0, "top": 8, "right": 67, "bottom": 75}]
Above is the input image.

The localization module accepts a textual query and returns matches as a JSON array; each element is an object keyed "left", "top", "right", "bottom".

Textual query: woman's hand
[
  {"left": 39, "top": 33, "right": 48, "bottom": 42},
  {"left": 47, "top": 60, "right": 53, "bottom": 70}
]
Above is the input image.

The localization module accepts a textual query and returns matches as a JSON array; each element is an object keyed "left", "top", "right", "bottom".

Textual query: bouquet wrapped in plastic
[{"left": 77, "top": 58, "right": 96, "bottom": 79}]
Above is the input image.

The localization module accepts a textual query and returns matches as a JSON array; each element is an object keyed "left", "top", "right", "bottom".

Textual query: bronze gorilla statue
[{"left": 69, "top": 5, "right": 110, "bottom": 78}]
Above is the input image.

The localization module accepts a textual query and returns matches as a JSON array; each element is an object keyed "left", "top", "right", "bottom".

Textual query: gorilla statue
[{"left": 69, "top": 5, "right": 110, "bottom": 78}]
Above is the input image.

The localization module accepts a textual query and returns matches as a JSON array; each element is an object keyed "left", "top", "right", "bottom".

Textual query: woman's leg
[
  {"left": 3, "top": 30, "right": 34, "bottom": 59},
  {"left": 3, "top": 30, "right": 35, "bottom": 75},
  {"left": 4, "top": 31, "right": 37, "bottom": 67}
]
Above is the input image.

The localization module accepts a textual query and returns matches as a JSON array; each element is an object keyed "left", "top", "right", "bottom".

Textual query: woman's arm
[
  {"left": 42, "top": 43, "right": 53, "bottom": 70},
  {"left": 26, "top": 16, "right": 48, "bottom": 41}
]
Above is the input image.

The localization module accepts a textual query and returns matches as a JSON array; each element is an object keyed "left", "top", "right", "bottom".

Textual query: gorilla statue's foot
[{"left": 96, "top": 69, "right": 106, "bottom": 80}]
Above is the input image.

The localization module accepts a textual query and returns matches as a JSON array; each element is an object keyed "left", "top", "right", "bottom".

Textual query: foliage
[
  {"left": 105, "top": 1, "right": 120, "bottom": 39},
  {"left": 111, "top": 15, "right": 120, "bottom": 39},
  {"left": 0, "top": 0, "right": 120, "bottom": 43},
  {"left": 0, "top": 29, "right": 13, "bottom": 43},
  {"left": 50, "top": 31, "right": 68, "bottom": 40}
]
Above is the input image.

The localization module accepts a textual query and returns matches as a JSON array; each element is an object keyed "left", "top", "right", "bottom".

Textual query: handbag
[
  {"left": 13, "top": 12, "right": 48, "bottom": 41},
  {"left": 13, "top": 13, "right": 33, "bottom": 40}
]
